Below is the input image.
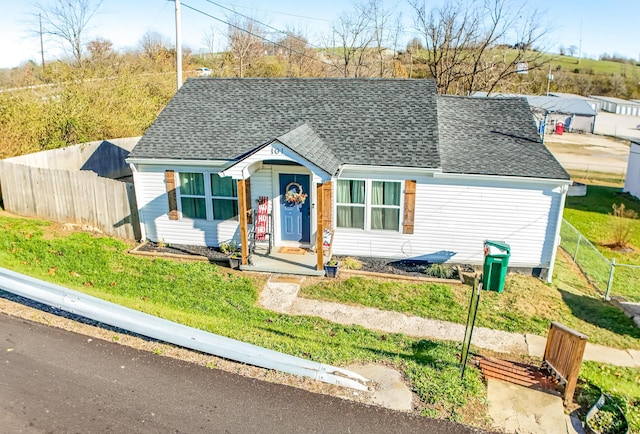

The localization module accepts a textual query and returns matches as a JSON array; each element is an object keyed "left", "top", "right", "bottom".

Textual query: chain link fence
[{"left": 560, "top": 219, "right": 640, "bottom": 302}]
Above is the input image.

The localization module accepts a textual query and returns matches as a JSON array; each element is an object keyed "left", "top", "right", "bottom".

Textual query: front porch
[
  {"left": 220, "top": 135, "right": 335, "bottom": 275},
  {"left": 241, "top": 245, "right": 325, "bottom": 276}
]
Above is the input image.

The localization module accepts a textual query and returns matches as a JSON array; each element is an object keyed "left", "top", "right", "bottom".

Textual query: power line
[
  {"left": 181, "top": 2, "right": 334, "bottom": 69},
  {"left": 201, "top": 0, "right": 325, "bottom": 51}
]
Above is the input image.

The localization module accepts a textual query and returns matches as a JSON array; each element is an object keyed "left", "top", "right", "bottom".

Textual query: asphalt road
[{"left": 0, "top": 313, "right": 486, "bottom": 434}]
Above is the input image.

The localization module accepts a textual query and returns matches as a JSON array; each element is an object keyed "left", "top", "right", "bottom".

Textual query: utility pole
[
  {"left": 577, "top": 20, "right": 582, "bottom": 65},
  {"left": 175, "top": 0, "right": 183, "bottom": 90},
  {"left": 546, "top": 64, "right": 553, "bottom": 96},
  {"left": 39, "top": 13, "right": 45, "bottom": 69}
]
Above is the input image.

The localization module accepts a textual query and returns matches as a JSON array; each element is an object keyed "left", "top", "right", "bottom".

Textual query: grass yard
[
  {"left": 577, "top": 363, "right": 640, "bottom": 433},
  {"left": 299, "top": 256, "right": 640, "bottom": 431},
  {"left": 563, "top": 185, "right": 640, "bottom": 301},
  {"left": 301, "top": 259, "right": 640, "bottom": 350},
  {"left": 0, "top": 214, "right": 486, "bottom": 426}
]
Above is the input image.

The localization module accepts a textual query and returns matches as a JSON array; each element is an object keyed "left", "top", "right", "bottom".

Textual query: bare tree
[
  {"left": 31, "top": 0, "right": 103, "bottom": 66},
  {"left": 326, "top": 2, "right": 375, "bottom": 78},
  {"left": 227, "top": 15, "right": 265, "bottom": 78},
  {"left": 202, "top": 25, "right": 217, "bottom": 62},
  {"left": 567, "top": 45, "right": 578, "bottom": 57},
  {"left": 366, "top": 0, "right": 397, "bottom": 77},
  {"left": 139, "top": 31, "right": 172, "bottom": 68},
  {"left": 87, "top": 37, "right": 112, "bottom": 60},
  {"left": 410, "top": 0, "right": 550, "bottom": 95},
  {"left": 277, "top": 29, "right": 319, "bottom": 77}
]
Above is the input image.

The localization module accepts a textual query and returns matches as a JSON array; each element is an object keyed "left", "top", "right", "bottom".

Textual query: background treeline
[{"left": 1, "top": 0, "right": 640, "bottom": 159}]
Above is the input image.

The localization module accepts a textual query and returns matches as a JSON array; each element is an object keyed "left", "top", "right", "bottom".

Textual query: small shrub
[
  {"left": 609, "top": 203, "right": 638, "bottom": 248},
  {"left": 219, "top": 240, "right": 239, "bottom": 254},
  {"left": 341, "top": 257, "right": 362, "bottom": 270},
  {"left": 424, "top": 263, "right": 456, "bottom": 279}
]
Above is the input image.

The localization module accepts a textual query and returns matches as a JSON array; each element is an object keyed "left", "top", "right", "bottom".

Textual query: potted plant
[
  {"left": 221, "top": 240, "right": 242, "bottom": 269},
  {"left": 324, "top": 258, "right": 339, "bottom": 278},
  {"left": 228, "top": 251, "right": 242, "bottom": 269}
]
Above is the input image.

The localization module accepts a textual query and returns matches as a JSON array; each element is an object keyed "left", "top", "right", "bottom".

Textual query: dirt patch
[{"left": 544, "top": 132, "right": 630, "bottom": 174}]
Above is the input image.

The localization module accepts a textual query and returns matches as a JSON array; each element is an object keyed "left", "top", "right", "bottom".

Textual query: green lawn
[
  {"left": 301, "top": 262, "right": 640, "bottom": 350},
  {"left": 563, "top": 186, "right": 640, "bottom": 301},
  {"left": 0, "top": 214, "right": 485, "bottom": 425}
]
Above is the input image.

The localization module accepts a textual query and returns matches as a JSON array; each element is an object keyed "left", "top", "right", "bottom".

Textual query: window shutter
[
  {"left": 245, "top": 178, "right": 252, "bottom": 224},
  {"left": 403, "top": 180, "right": 416, "bottom": 234},
  {"left": 165, "top": 170, "right": 179, "bottom": 220},
  {"left": 322, "top": 181, "right": 332, "bottom": 229}
]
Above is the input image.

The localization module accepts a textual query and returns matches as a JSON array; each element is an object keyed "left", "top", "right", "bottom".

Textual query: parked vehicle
[{"left": 196, "top": 67, "right": 211, "bottom": 77}]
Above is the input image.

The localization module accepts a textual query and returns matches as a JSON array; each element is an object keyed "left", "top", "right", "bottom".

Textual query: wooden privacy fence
[
  {"left": 542, "top": 322, "right": 588, "bottom": 405},
  {"left": 0, "top": 161, "right": 140, "bottom": 240}
]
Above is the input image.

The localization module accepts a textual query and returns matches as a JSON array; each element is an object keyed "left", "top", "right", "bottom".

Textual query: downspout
[{"left": 546, "top": 183, "right": 569, "bottom": 283}]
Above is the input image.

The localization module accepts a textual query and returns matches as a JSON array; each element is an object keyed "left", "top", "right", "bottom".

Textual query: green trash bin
[{"left": 482, "top": 240, "right": 510, "bottom": 292}]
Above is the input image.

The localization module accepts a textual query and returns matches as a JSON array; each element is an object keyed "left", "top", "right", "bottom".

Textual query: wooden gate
[{"left": 542, "top": 322, "right": 588, "bottom": 405}]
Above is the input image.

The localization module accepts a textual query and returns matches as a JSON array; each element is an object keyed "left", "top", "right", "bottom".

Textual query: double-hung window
[
  {"left": 177, "top": 172, "right": 238, "bottom": 221},
  {"left": 371, "top": 181, "right": 401, "bottom": 231},
  {"left": 179, "top": 172, "right": 206, "bottom": 219},
  {"left": 336, "top": 179, "right": 402, "bottom": 231},
  {"left": 337, "top": 180, "right": 365, "bottom": 229},
  {"left": 210, "top": 174, "right": 238, "bottom": 220}
]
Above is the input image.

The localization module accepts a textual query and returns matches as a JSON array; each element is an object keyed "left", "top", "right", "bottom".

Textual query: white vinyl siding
[
  {"left": 133, "top": 163, "right": 565, "bottom": 268},
  {"left": 332, "top": 175, "right": 564, "bottom": 268},
  {"left": 132, "top": 165, "right": 240, "bottom": 246}
]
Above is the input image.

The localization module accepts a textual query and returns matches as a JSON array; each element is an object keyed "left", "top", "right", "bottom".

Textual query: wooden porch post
[
  {"left": 316, "top": 182, "right": 324, "bottom": 271},
  {"left": 238, "top": 178, "right": 249, "bottom": 265}
]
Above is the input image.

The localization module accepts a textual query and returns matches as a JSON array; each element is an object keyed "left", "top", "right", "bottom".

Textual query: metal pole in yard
[
  {"left": 605, "top": 259, "right": 615, "bottom": 301},
  {"left": 574, "top": 234, "right": 581, "bottom": 263},
  {"left": 175, "top": 0, "right": 183, "bottom": 90}
]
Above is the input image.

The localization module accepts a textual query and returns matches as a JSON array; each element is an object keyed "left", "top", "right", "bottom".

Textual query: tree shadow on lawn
[
  {"left": 557, "top": 288, "right": 640, "bottom": 340},
  {"left": 254, "top": 323, "right": 461, "bottom": 368},
  {"left": 565, "top": 186, "right": 640, "bottom": 216}
]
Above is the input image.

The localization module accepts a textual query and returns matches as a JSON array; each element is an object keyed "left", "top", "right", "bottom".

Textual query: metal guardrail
[{"left": 0, "top": 267, "right": 368, "bottom": 391}]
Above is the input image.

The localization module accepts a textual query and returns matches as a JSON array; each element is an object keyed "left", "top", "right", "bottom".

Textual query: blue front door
[{"left": 279, "top": 174, "right": 310, "bottom": 243}]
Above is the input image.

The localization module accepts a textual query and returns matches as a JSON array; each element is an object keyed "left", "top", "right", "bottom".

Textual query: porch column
[
  {"left": 316, "top": 182, "right": 324, "bottom": 271},
  {"left": 238, "top": 178, "right": 249, "bottom": 265}
]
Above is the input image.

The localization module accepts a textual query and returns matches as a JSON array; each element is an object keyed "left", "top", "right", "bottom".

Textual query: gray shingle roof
[
  {"left": 276, "top": 123, "right": 341, "bottom": 175},
  {"left": 438, "top": 95, "right": 569, "bottom": 179},
  {"left": 129, "top": 78, "right": 441, "bottom": 170},
  {"left": 130, "top": 78, "right": 569, "bottom": 180}
]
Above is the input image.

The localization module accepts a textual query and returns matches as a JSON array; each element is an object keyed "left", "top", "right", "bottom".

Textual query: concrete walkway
[
  {"left": 259, "top": 276, "right": 640, "bottom": 433},
  {"left": 260, "top": 277, "right": 640, "bottom": 368}
]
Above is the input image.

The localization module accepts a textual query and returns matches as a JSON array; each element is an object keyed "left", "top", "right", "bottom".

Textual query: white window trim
[
  {"left": 176, "top": 171, "right": 239, "bottom": 221},
  {"left": 336, "top": 178, "right": 404, "bottom": 232}
]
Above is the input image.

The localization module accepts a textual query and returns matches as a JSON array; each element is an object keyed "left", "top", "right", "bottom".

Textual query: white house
[
  {"left": 624, "top": 140, "right": 640, "bottom": 199},
  {"left": 126, "top": 78, "right": 571, "bottom": 280}
]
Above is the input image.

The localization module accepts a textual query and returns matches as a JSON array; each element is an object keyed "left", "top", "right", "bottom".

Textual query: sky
[{"left": 0, "top": 0, "right": 639, "bottom": 69}]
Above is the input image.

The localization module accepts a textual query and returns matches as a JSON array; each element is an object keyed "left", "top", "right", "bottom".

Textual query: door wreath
[{"left": 284, "top": 181, "right": 307, "bottom": 205}]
